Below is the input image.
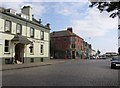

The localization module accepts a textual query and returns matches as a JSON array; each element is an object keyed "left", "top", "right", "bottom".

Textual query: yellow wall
[
  {"left": 1, "top": 33, "right": 13, "bottom": 57},
  {"left": 26, "top": 39, "right": 49, "bottom": 57},
  {"left": 27, "top": 27, "right": 30, "bottom": 37},
  {"left": 0, "top": 33, "right": 3, "bottom": 58},
  {"left": 44, "top": 32, "right": 49, "bottom": 41},
  {"left": 12, "top": 22, "right": 16, "bottom": 34},
  {"left": 35, "top": 29, "right": 40, "bottom": 39},
  {"left": 0, "top": 18, "right": 4, "bottom": 32},
  {"left": 22, "top": 25, "right": 27, "bottom": 36}
]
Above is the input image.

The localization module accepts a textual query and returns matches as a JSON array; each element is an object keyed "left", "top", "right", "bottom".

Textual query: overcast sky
[{"left": 0, "top": 0, "right": 118, "bottom": 54}]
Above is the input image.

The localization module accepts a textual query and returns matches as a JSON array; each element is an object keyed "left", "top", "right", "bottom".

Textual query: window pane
[
  {"left": 30, "top": 48, "right": 33, "bottom": 53},
  {"left": 6, "top": 21, "right": 10, "bottom": 27},
  {"left": 5, "top": 20, "right": 11, "bottom": 31},
  {"left": 16, "top": 24, "right": 21, "bottom": 34},
  {"left": 30, "top": 28, "right": 34, "bottom": 37},
  {"left": 5, "top": 40, "right": 9, "bottom": 46},
  {"left": 4, "top": 40, "right": 9, "bottom": 52},
  {"left": 40, "top": 45, "right": 43, "bottom": 54},
  {"left": 30, "top": 44, "right": 34, "bottom": 53},
  {"left": 41, "top": 31, "right": 44, "bottom": 40},
  {"left": 5, "top": 47, "right": 9, "bottom": 52},
  {"left": 72, "top": 44, "right": 75, "bottom": 48}
]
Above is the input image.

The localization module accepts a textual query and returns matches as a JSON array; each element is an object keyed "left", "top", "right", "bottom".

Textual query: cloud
[
  {"left": 0, "top": 0, "right": 89, "bottom": 2},
  {"left": 29, "top": 3, "right": 46, "bottom": 19},
  {"left": 55, "top": 2, "right": 117, "bottom": 38},
  {"left": 0, "top": 2, "right": 46, "bottom": 20},
  {"left": 70, "top": 7, "right": 118, "bottom": 38},
  {"left": 54, "top": 2, "right": 88, "bottom": 16}
]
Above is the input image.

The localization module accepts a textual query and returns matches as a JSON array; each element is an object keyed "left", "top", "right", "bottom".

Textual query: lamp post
[{"left": 118, "top": 9, "right": 120, "bottom": 55}]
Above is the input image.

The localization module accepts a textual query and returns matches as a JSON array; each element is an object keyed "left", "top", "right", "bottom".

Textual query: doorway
[
  {"left": 15, "top": 43, "right": 24, "bottom": 63},
  {"left": 72, "top": 51, "right": 75, "bottom": 59}
]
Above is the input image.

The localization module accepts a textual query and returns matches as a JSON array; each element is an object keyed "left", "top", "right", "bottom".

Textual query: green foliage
[
  {"left": 89, "top": 1, "right": 120, "bottom": 18},
  {"left": 97, "top": 50, "right": 101, "bottom": 55}
]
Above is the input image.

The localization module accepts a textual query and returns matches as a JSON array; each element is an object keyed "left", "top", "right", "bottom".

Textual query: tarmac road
[{"left": 2, "top": 59, "right": 120, "bottom": 86}]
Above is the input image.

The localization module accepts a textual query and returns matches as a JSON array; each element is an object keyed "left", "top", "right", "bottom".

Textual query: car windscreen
[{"left": 112, "top": 58, "right": 120, "bottom": 60}]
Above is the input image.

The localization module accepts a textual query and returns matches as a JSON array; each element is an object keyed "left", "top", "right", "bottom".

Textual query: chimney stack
[
  {"left": 21, "top": 6, "right": 32, "bottom": 21},
  {"left": 67, "top": 27, "right": 73, "bottom": 33},
  {"left": 46, "top": 23, "right": 50, "bottom": 28}
]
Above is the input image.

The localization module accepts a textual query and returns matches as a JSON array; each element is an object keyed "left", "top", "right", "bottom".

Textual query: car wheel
[{"left": 111, "top": 64, "right": 115, "bottom": 69}]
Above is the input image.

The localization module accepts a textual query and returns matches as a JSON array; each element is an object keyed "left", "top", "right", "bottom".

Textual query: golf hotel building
[{"left": 0, "top": 6, "right": 50, "bottom": 64}]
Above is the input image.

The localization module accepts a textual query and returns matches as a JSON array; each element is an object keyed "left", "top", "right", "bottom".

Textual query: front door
[
  {"left": 15, "top": 43, "right": 24, "bottom": 63},
  {"left": 72, "top": 51, "right": 75, "bottom": 59}
]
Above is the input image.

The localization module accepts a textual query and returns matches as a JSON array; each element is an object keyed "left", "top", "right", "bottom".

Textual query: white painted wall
[
  {"left": 0, "top": 18, "right": 4, "bottom": 32},
  {"left": 12, "top": 22, "right": 16, "bottom": 34},
  {"left": 44, "top": 32, "right": 49, "bottom": 41},
  {"left": 0, "top": 13, "right": 50, "bottom": 59}
]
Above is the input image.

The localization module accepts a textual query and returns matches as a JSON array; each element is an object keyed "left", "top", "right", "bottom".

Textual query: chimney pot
[
  {"left": 46, "top": 23, "right": 50, "bottom": 28},
  {"left": 67, "top": 27, "right": 73, "bottom": 32}
]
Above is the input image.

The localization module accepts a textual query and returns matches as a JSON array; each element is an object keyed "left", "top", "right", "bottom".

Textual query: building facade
[
  {"left": 50, "top": 27, "right": 84, "bottom": 59},
  {"left": 91, "top": 49, "right": 96, "bottom": 57},
  {"left": 0, "top": 6, "right": 50, "bottom": 64},
  {"left": 83, "top": 41, "right": 92, "bottom": 59},
  {"left": 105, "top": 52, "right": 118, "bottom": 57}
]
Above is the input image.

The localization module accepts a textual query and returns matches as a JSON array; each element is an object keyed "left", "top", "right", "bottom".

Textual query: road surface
[{"left": 2, "top": 59, "right": 120, "bottom": 86}]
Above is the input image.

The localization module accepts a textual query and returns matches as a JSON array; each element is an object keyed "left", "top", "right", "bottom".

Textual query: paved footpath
[{"left": 1, "top": 59, "right": 66, "bottom": 71}]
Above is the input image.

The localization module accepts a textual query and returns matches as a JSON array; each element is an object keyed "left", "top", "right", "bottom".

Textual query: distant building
[
  {"left": 0, "top": 6, "right": 50, "bottom": 64},
  {"left": 105, "top": 52, "right": 118, "bottom": 57},
  {"left": 83, "top": 41, "right": 92, "bottom": 59},
  {"left": 91, "top": 49, "right": 96, "bottom": 57},
  {"left": 50, "top": 27, "right": 85, "bottom": 59}
]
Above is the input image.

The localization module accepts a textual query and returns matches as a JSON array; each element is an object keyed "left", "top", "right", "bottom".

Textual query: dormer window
[
  {"left": 16, "top": 23, "right": 22, "bottom": 35},
  {"left": 7, "top": 8, "right": 16, "bottom": 15},
  {"left": 5, "top": 20, "right": 11, "bottom": 32}
]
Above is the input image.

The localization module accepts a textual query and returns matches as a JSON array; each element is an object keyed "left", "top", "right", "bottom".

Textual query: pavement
[{"left": 1, "top": 59, "right": 66, "bottom": 71}]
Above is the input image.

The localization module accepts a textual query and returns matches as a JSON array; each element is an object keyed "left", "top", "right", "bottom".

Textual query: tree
[
  {"left": 89, "top": 1, "right": 120, "bottom": 18},
  {"left": 97, "top": 50, "right": 101, "bottom": 55},
  {"left": 89, "top": 1, "right": 120, "bottom": 54}
]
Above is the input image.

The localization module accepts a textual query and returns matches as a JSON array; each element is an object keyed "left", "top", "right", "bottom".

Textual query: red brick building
[{"left": 50, "top": 27, "right": 84, "bottom": 59}]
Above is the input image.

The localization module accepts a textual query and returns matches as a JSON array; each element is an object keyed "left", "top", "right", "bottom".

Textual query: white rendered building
[{"left": 0, "top": 6, "right": 50, "bottom": 64}]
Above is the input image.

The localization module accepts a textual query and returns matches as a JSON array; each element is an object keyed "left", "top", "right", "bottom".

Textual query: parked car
[
  {"left": 99, "top": 55, "right": 106, "bottom": 59},
  {"left": 111, "top": 56, "right": 120, "bottom": 69},
  {"left": 90, "top": 56, "right": 96, "bottom": 59}
]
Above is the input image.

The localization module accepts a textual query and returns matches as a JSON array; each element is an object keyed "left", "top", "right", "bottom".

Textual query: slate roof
[
  {"left": 50, "top": 30, "right": 83, "bottom": 40},
  {"left": 11, "top": 34, "right": 32, "bottom": 45},
  {"left": 0, "top": 6, "right": 50, "bottom": 30},
  {"left": 50, "top": 30, "right": 76, "bottom": 37}
]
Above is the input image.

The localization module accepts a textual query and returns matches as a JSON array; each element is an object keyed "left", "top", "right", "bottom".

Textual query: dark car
[{"left": 111, "top": 56, "right": 120, "bottom": 69}]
